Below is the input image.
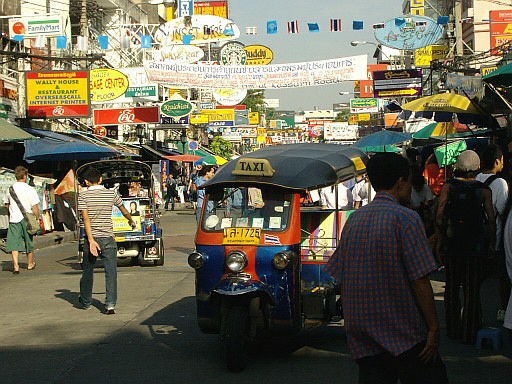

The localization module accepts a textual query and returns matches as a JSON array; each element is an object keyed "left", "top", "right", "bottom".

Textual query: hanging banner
[
  {"left": 144, "top": 55, "right": 368, "bottom": 89},
  {"left": 25, "top": 71, "right": 90, "bottom": 118}
]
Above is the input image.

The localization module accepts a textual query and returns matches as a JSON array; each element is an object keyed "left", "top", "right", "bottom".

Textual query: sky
[{"left": 228, "top": 0, "right": 404, "bottom": 111}]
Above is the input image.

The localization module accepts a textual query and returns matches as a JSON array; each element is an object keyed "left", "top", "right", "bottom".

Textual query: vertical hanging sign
[{"left": 178, "top": 0, "right": 193, "bottom": 17}]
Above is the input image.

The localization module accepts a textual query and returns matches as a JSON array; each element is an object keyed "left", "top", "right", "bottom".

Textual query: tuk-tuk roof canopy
[
  {"left": 76, "top": 159, "right": 153, "bottom": 184},
  {"left": 202, "top": 143, "right": 369, "bottom": 191}
]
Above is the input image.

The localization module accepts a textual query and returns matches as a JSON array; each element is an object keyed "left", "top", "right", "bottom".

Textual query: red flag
[{"left": 287, "top": 20, "right": 299, "bottom": 34}]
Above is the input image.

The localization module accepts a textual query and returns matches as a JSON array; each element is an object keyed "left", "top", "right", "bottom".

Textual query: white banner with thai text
[{"left": 143, "top": 55, "right": 368, "bottom": 89}]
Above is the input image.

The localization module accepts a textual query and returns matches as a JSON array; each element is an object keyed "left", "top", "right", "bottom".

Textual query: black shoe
[{"left": 105, "top": 306, "right": 116, "bottom": 315}]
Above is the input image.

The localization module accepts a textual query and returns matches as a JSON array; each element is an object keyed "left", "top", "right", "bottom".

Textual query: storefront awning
[{"left": 0, "top": 119, "right": 37, "bottom": 142}]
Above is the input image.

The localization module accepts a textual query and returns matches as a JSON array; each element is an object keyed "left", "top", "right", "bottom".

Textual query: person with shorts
[{"left": 3, "top": 166, "right": 40, "bottom": 275}]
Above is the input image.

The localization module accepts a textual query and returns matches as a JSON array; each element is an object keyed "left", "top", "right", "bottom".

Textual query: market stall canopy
[
  {"left": 482, "top": 62, "right": 512, "bottom": 86},
  {"left": 23, "top": 129, "right": 121, "bottom": 162},
  {"left": 0, "top": 119, "right": 37, "bottom": 142},
  {"left": 412, "top": 122, "right": 456, "bottom": 139},
  {"left": 164, "top": 154, "right": 202, "bottom": 162},
  {"left": 401, "top": 93, "right": 481, "bottom": 114},
  {"left": 352, "top": 130, "right": 411, "bottom": 150},
  {"left": 193, "top": 155, "right": 228, "bottom": 166},
  {"left": 202, "top": 143, "right": 369, "bottom": 191}
]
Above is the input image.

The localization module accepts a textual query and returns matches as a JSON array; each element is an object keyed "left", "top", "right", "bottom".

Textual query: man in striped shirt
[
  {"left": 325, "top": 153, "right": 448, "bottom": 383},
  {"left": 78, "top": 167, "right": 136, "bottom": 314}
]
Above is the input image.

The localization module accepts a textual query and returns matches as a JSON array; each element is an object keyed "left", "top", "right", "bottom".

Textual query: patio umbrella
[
  {"left": 164, "top": 154, "right": 201, "bottom": 162},
  {"left": 352, "top": 130, "right": 411, "bottom": 149},
  {"left": 412, "top": 122, "right": 457, "bottom": 140},
  {"left": 401, "top": 93, "right": 481, "bottom": 114},
  {"left": 193, "top": 155, "right": 228, "bottom": 166},
  {"left": 354, "top": 144, "right": 402, "bottom": 153}
]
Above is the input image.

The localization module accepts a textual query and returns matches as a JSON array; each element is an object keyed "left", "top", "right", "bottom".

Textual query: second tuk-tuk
[
  {"left": 187, "top": 143, "right": 368, "bottom": 371},
  {"left": 76, "top": 159, "right": 164, "bottom": 266}
]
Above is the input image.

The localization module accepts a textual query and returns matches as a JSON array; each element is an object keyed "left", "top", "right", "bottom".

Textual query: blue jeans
[{"left": 80, "top": 237, "right": 118, "bottom": 308}]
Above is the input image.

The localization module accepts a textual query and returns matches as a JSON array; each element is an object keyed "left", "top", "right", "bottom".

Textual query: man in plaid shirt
[{"left": 325, "top": 153, "right": 448, "bottom": 384}]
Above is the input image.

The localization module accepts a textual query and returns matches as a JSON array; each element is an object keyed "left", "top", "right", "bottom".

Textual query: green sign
[
  {"left": 160, "top": 99, "right": 194, "bottom": 118},
  {"left": 434, "top": 140, "right": 467, "bottom": 167},
  {"left": 350, "top": 98, "right": 379, "bottom": 113},
  {"left": 125, "top": 86, "right": 157, "bottom": 97}
]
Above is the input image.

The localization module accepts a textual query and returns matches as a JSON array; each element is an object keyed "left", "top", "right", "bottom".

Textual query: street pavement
[{"left": 0, "top": 206, "right": 512, "bottom": 383}]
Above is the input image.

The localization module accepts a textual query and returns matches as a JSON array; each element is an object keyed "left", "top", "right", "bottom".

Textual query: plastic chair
[{"left": 475, "top": 327, "right": 502, "bottom": 350}]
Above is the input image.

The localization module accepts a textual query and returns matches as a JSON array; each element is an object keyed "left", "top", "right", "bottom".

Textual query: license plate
[{"left": 223, "top": 228, "right": 261, "bottom": 245}]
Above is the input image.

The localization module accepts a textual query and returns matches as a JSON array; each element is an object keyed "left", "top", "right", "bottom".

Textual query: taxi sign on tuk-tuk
[{"left": 232, "top": 158, "right": 275, "bottom": 177}]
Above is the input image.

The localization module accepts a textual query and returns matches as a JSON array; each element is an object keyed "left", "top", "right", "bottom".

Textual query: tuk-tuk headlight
[
  {"left": 188, "top": 251, "right": 205, "bottom": 269},
  {"left": 226, "top": 251, "right": 248, "bottom": 272},
  {"left": 273, "top": 251, "right": 295, "bottom": 270}
]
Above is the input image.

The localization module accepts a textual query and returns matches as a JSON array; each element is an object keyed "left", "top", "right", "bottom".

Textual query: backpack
[{"left": 443, "top": 178, "right": 490, "bottom": 254}]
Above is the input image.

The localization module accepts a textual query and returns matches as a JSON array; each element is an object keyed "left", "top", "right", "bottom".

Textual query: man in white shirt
[
  {"left": 3, "top": 166, "right": 40, "bottom": 274},
  {"left": 476, "top": 144, "right": 509, "bottom": 322},
  {"left": 319, "top": 181, "right": 353, "bottom": 210}
]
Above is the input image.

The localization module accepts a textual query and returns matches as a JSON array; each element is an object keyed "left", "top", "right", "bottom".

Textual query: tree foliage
[{"left": 209, "top": 136, "right": 233, "bottom": 159}]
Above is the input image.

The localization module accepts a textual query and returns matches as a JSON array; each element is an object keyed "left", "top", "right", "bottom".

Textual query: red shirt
[{"left": 423, "top": 163, "right": 451, "bottom": 196}]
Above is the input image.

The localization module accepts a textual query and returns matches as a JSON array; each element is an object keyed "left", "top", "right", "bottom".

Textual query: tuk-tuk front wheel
[{"left": 224, "top": 306, "right": 249, "bottom": 372}]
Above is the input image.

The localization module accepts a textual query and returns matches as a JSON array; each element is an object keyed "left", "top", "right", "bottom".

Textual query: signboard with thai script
[
  {"left": 350, "top": 98, "right": 379, "bottom": 114},
  {"left": 93, "top": 107, "right": 160, "bottom": 125},
  {"left": 9, "top": 15, "right": 63, "bottom": 38},
  {"left": 490, "top": 10, "right": 512, "bottom": 55},
  {"left": 374, "top": 15, "right": 443, "bottom": 50},
  {"left": 143, "top": 55, "right": 368, "bottom": 89},
  {"left": 154, "top": 15, "right": 239, "bottom": 45},
  {"left": 25, "top": 71, "right": 90, "bottom": 118},
  {"left": 373, "top": 69, "right": 422, "bottom": 98}
]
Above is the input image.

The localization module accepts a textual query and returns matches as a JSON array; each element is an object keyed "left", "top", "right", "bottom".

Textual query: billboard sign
[
  {"left": 90, "top": 68, "right": 129, "bottom": 102},
  {"left": 25, "top": 71, "right": 90, "bottom": 118},
  {"left": 414, "top": 45, "right": 449, "bottom": 67},
  {"left": 490, "top": 10, "right": 512, "bottom": 55},
  {"left": 9, "top": 15, "right": 63, "bottom": 38},
  {"left": 93, "top": 107, "right": 160, "bottom": 125},
  {"left": 193, "top": 1, "right": 228, "bottom": 18},
  {"left": 358, "top": 64, "right": 389, "bottom": 98},
  {"left": 244, "top": 45, "right": 273, "bottom": 65},
  {"left": 373, "top": 69, "right": 422, "bottom": 98},
  {"left": 350, "top": 98, "right": 379, "bottom": 114},
  {"left": 374, "top": 15, "right": 443, "bottom": 50}
]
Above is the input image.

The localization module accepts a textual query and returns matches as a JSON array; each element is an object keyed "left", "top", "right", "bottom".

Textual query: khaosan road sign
[{"left": 373, "top": 69, "right": 422, "bottom": 98}]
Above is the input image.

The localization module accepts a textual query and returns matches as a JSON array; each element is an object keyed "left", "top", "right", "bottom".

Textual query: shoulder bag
[{"left": 8, "top": 186, "right": 41, "bottom": 235}]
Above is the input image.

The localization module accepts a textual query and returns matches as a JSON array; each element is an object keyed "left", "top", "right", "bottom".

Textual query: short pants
[{"left": 5, "top": 220, "right": 33, "bottom": 253}]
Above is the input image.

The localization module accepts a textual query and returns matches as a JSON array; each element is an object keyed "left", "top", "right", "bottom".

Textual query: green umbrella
[
  {"left": 482, "top": 62, "right": 512, "bottom": 86},
  {"left": 357, "top": 144, "right": 402, "bottom": 153}
]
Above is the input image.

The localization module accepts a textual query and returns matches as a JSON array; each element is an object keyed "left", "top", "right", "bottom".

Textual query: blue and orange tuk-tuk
[{"left": 187, "top": 143, "right": 368, "bottom": 371}]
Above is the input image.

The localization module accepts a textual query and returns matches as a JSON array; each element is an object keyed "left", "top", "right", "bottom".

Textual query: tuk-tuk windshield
[{"left": 201, "top": 187, "right": 293, "bottom": 232}]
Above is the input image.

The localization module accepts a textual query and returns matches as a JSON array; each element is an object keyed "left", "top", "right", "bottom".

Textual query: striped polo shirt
[{"left": 78, "top": 185, "right": 123, "bottom": 238}]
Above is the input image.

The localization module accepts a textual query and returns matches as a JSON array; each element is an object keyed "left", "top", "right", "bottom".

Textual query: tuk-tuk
[
  {"left": 77, "top": 159, "right": 164, "bottom": 266},
  {"left": 187, "top": 143, "right": 368, "bottom": 371}
]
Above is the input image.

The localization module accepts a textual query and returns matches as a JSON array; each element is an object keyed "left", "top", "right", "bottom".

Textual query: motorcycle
[{"left": 187, "top": 143, "right": 368, "bottom": 371}]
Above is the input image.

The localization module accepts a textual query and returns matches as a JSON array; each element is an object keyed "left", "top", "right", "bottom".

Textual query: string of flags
[{"left": 249, "top": 16, "right": 450, "bottom": 35}]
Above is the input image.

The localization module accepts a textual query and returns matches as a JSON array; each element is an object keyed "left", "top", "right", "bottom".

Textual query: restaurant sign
[{"left": 93, "top": 107, "right": 160, "bottom": 125}]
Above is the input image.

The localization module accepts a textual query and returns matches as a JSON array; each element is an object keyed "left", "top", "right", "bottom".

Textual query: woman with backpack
[{"left": 436, "top": 150, "right": 496, "bottom": 344}]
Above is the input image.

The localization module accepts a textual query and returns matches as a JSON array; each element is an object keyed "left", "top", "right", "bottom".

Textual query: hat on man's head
[{"left": 455, "top": 150, "right": 480, "bottom": 172}]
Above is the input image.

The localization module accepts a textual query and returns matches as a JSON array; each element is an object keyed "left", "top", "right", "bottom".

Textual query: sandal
[
  {"left": 27, "top": 262, "right": 36, "bottom": 270},
  {"left": 13, "top": 270, "right": 19, "bottom": 275}
]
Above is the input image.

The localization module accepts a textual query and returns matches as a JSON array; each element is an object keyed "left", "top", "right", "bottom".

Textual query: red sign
[
  {"left": 216, "top": 104, "right": 247, "bottom": 110},
  {"left": 93, "top": 107, "right": 160, "bottom": 125},
  {"left": 358, "top": 64, "right": 388, "bottom": 98},
  {"left": 490, "top": 10, "right": 512, "bottom": 55}
]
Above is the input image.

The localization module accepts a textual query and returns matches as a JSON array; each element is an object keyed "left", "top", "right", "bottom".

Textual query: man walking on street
[
  {"left": 325, "top": 153, "right": 448, "bottom": 384},
  {"left": 476, "top": 144, "right": 510, "bottom": 322},
  {"left": 3, "top": 166, "right": 40, "bottom": 274},
  {"left": 78, "top": 167, "right": 136, "bottom": 314},
  {"left": 164, "top": 173, "right": 177, "bottom": 211}
]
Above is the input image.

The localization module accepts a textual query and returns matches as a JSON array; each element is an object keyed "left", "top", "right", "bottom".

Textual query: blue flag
[
  {"left": 267, "top": 20, "right": 278, "bottom": 34},
  {"left": 98, "top": 35, "right": 108, "bottom": 50},
  {"left": 56, "top": 35, "right": 67, "bottom": 49},
  {"left": 141, "top": 35, "right": 152, "bottom": 49},
  {"left": 353, "top": 20, "right": 364, "bottom": 30},
  {"left": 308, "top": 23, "right": 319, "bottom": 32},
  {"left": 437, "top": 16, "right": 449, "bottom": 25}
]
